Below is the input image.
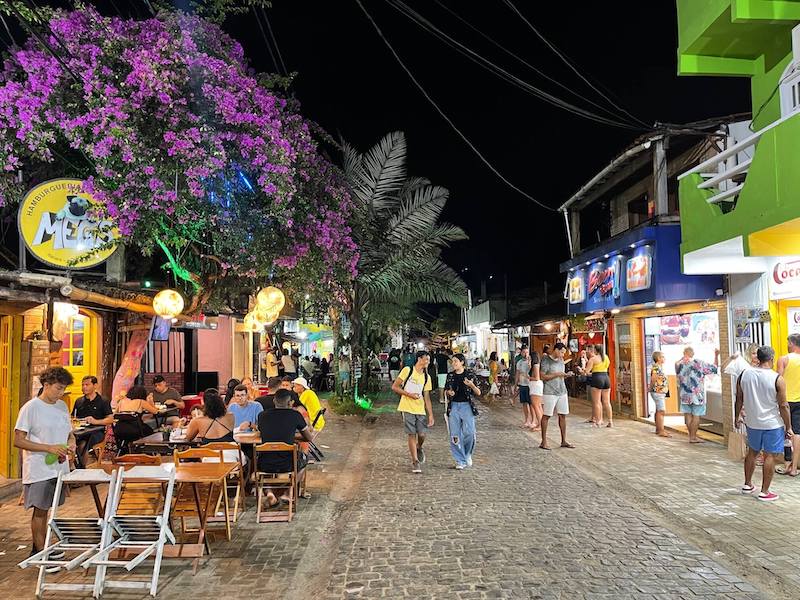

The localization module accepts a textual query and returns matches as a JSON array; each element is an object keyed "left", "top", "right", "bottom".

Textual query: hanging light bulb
[
  {"left": 153, "top": 289, "right": 184, "bottom": 319},
  {"left": 256, "top": 286, "right": 286, "bottom": 313}
]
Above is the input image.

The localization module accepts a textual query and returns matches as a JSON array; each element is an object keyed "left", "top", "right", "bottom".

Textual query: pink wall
[{"left": 198, "top": 316, "right": 233, "bottom": 388}]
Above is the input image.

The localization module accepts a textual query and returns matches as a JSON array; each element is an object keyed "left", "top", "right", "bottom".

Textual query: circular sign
[{"left": 18, "top": 178, "right": 119, "bottom": 269}]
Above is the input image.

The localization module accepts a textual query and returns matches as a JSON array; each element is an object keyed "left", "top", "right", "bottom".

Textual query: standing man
[
  {"left": 14, "top": 367, "right": 76, "bottom": 558},
  {"left": 539, "top": 343, "right": 575, "bottom": 450},
  {"left": 281, "top": 348, "right": 297, "bottom": 377},
  {"left": 388, "top": 348, "right": 402, "bottom": 383},
  {"left": 228, "top": 384, "right": 263, "bottom": 431},
  {"left": 777, "top": 333, "right": 800, "bottom": 476},
  {"left": 71, "top": 375, "right": 113, "bottom": 465},
  {"left": 392, "top": 350, "right": 434, "bottom": 474},
  {"left": 515, "top": 346, "right": 533, "bottom": 429},
  {"left": 433, "top": 348, "right": 450, "bottom": 404},
  {"left": 265, "top": 349, "right": 280, "bottom": 380},
  {"left": 148, "top": 375, "right": 185, "bottom": 411},
  {"left": 736, "top": 346, "right": 792, "bottom": 501},
  {"left": 675, "top": 347, "right": 719, "bottom": 443}
]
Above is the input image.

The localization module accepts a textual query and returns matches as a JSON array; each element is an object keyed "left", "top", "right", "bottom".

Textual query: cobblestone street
[{"left": 0, "top": 400, "right": 796, "bottom": 599}]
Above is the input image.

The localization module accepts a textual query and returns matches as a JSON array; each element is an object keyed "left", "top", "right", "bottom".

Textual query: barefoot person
[
  {"left": 14, "top": 367, "right": 76, "bottom": 560},
  {"left": 392, "top": 350, "right": 434, "bottom": 474},
  {"left": 529, "top": 348, "right": 543, "bottom": 431},
  {"left": 444, "top": 353, "right": 481, "bottom": 469},
  {"left": 649, "top": 352, "right": 671, "bottom": 437},
  {"left": 515, "top": 346, "right": 534, "bottom": 429},
  {"left": 675, "top": 346, "right": 719, "bottom": 443},
  {"left": 539, "top": 343, "right": 575, "bottom": 450},
  {"left": 777, "top": 334, "right": 800, "bottom": 476},
  {"left": 735, "top": 346, "right": 792, "bottom": 501}
]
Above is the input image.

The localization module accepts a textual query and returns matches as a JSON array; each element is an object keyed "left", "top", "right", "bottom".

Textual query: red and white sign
[
  {"left": 770, "top": 259, "right": 800, "bottom": 299},
  {"left": 626, "top": 253, "right": 652, "bottom": 292},
  {"left": 789, "top": 308, "right": 800, "bottom": 335}
]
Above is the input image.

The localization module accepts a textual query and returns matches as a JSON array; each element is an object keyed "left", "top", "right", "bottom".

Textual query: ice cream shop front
[{"left": 561, "top": 224, "right": 728, "bottom": 434}]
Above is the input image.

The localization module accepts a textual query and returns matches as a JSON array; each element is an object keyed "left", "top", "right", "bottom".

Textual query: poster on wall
[
  {"left": 691, "top": 312, "right": 718, "bottom": 346},
  {"left": 788, "top": 308, "right": 800, "bottom": 335},
  {"left": 734, "top": 321, "right": 753, "bottom": 344},
  {"left": 659, "top": 315, "right": 691, "bottom": 345}
]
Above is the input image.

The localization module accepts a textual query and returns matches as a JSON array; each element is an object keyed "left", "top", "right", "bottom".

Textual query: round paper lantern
[
  {"left": 254, "top": 305, "right": 281, "bottom": 325},
  {"left": 152, "top": 289, "right": 184, "bottom": 319},
  {"left": 256, "top": 286, "right": 285, "bottom": 313},
  {"left": 243, "top": 311, "right": 265, "bottom": 332}
]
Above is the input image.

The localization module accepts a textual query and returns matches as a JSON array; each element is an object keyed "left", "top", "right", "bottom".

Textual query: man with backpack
[{"left": 392, "top": 350, "right": 434, "bottom": 473}]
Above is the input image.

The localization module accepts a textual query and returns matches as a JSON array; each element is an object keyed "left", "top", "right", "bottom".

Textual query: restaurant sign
[
  {"left": 626, "top": 249, "right": 652, "bottom": 292},
  {"left": 18, "top": 179, "right": 119, "bottom": 269},
  {"left": 770, "top": 259, "right": 800, "bottom": 300},
  {"left": 588, "top": 256, "right": 621, "bottom": 299},
  {"left": 567, "top": 272, "right": 585, "bottom": 305}
]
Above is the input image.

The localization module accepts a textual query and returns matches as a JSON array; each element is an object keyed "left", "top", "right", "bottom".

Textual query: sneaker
[
  {"left": 411, "top": 461, "right": 422, "bottom": 474},
  {"left": 466, "top": 455, "right": 473, "bottom": 467},
  {"left": 757, "top": 491, "right": 779, "bottom": 502},
  {"left": 455, "top": 463, "right": 466, "bottom": 470},
  {"left": 417, "top": 446, "right": 426, "bottom": 464}
]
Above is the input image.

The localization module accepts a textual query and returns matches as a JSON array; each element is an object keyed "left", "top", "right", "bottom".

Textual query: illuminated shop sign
[
  {"left": 567, "top": 272, "right": 585, "bottom": 304},
  {"left": 626, "top": 249, "right": 652, "bottom": 292},
  {"left": 770, "top": 259, "right": 800, "bottom": 300},
  {"left": 588, "top": 256, "right": 621, "bottom": 299}
]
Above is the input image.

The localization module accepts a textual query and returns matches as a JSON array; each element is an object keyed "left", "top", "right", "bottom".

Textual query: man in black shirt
[
  {"left": 257, "top": 389, "right": 315, "bottom": 505},
  {"left": 256, "top": 376, "right": 282, "bottom": 412},
  {"left": 71, "top": 375, "right": 113, "bottom": 465},
  {"left": 434, "top": 349, "right": 451, "bottom": 404}
]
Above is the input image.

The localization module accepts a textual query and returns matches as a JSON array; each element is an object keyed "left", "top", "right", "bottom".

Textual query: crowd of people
[{"left": 13, "top": 352, "right": 330, "bottom": 560}]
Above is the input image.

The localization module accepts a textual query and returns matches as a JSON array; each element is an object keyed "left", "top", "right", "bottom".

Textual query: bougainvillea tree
[{"left": 0, "top": 6, "right": 357, "bottom": 311}]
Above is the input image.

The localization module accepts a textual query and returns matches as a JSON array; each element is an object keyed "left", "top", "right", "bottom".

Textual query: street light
[{"left": 153, "top": 289, "right": 184, "bottom": 319}]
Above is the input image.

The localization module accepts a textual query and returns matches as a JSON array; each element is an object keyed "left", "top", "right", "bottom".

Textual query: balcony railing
[{"left": 678, "top": 111, "right": 798, "bottom": 205}]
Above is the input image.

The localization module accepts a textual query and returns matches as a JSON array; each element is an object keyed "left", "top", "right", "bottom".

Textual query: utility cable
[
  {"left": 354, "top": 0, "right": 557, "bottom": 212},
  {"left": 500, "top": 0, "right": 650, "bottom": 128},
  {"left": 261, "top": 7, "right": 287, "bottom": 75},
  {"left": 385, "top": 0, "right": 641, "bottom": 130},
  {"left": 431, "top": 0, "right": 631, "bottom": 125},
  {"left": 252, "top": 6, "right": 281, "bottom": 76}
]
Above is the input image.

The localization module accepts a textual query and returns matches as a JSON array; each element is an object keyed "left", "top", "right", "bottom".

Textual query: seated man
[
  {"left": 228, "top": 384, "right": 263, "bottom": 431},
  {"left": 292, "top": 377, "right": 326, "bottom": 430},
  {"left": 72, "top": 375, "right": 113, "bottom": 465},
  {"left": 257, "top": 388, "right": 314, "bottom": 506},
  {"left": 256, "top": 377, "right": 282, "bottom": 412},
  {"left": 147, "top": 375, "right": 184, "bottom": 426}
]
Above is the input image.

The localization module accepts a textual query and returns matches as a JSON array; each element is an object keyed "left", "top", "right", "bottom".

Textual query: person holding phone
[
  {"left": 539, "top": 343, "right": 575, "bottom": 450},
  {"left": 392, "top": 350, "right": 434, "bottom": 474},
  {"left": 445, "top": 353, "right": 481, "bottom": 470}
]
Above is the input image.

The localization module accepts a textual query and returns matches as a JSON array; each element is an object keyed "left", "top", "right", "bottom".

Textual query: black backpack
[{"left": 401, "top": 368, "right": 428, "bottom": 392}]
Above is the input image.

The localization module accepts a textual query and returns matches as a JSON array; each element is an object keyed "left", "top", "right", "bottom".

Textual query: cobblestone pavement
[{"left": 0, "top": 400, "right": 785, "bottom": 599}]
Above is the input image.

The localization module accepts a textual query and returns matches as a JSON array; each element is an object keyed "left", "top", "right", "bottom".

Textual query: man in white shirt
[
  {"left": 14, "top": 367, "right": 76, "bottom": 558},
  {"left": 735, "top": 346, "right": 793, "bottom": 501}
]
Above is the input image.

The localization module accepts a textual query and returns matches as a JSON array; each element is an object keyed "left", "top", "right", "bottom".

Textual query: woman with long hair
[
  {"left": 585, "top": 344, "right": 613, "bottom": 427},
  {"left": 528, "top": 349, "right": 543, "bottom": 431},
  {"left": 487, "top": 351, "right": 499, "bottom": 403},
  {"left": 240, "top": 376, "right": 258, "bottom": 401},
  {"left": 223, "top": 378, "right": 240, "bottom": 406},
  {"left": 444, "top": 353, "right": 481, "bottom": 469}
]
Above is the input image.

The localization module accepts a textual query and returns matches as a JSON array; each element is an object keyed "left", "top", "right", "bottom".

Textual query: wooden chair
[
  {"left": 255, "top": 442, "right": 300, "bottom": 523},
  {"left": 112, "top": 454, "right": 166, "bottom": 516},
  {"left": 201, "top": 442, "right": 247, "bottom": 522},
  {"left": 171, "top": 448, "right": 230, "bottom": 541}
]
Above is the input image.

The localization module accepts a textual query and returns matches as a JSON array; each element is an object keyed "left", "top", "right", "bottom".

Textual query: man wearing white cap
[{"left": 292, "top": 377, "right": 326, "bottom": 430}]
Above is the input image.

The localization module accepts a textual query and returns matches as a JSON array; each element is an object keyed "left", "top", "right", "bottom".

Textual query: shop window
[
  {"left": 627, "top": 194, "right": 653, "bottom": 227},
  {"left": 61, "top": 314, "right": 88, "bottom": 367}
]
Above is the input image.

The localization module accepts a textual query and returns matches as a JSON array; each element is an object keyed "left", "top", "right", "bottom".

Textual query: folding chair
[
  {"left": 18, "top": 468, "right": 119, "bottom": 599},
  {"left": 84, "top": 466, "right": 177, "bottom": 598},
  {"left": 201, "top": 442, "right": 247, "bottom": 522},
  {"left": 172, "top": 448, "right": 231, "bottom": 541},
  {"left": 307, "top": 408, "right": 327, "bottom": 462},
  {"left": 113, "top": 453, "right": 162, "bottom": 466},
  {"left": 255, "top": 442, "right": 301, "bottom": 523}
]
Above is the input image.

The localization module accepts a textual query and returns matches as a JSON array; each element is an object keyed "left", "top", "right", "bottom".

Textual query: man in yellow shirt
[
  {"left": 292, "top": 377, "right": 325, "bottom": 430},
  {"left": 777, "top": 334, "right": 800, "bottom": 476},
  {"left": 391, "top": 350, "right": 434, "bottom": 473}
]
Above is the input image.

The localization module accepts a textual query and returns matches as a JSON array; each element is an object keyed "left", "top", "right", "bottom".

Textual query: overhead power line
[
  {"left": 353, "top": 0, "right": 557, "bottom": 212},
  {"left": 252, "top": 7, "right": 281, "bottom": 75},
  {"left": 431, "top": 0, "right": 633, "bottom": 125},
  {"left": 500, "top": 0, "right": 650, "bottom": 128},
  {"left": 261, "top": 7, "right": 288, "bottom": 76},
  {"left": 385, "top": 0, "right": 641, "bottom": 131}
]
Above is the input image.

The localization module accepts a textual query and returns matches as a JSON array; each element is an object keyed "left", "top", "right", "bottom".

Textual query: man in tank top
[
  {"left": 777, "top": 334, "right": 800, "bottom": 476},
  {"left": 736, "top": 346, "right": 792, "bottom": 501}
]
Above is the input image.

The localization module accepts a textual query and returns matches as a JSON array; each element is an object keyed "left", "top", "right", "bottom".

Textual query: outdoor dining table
[{"left": 89, "top": 461, "right": 238, "bottom": 570}]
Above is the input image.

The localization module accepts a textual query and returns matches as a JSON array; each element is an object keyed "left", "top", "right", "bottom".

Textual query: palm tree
[{"left": 341, "top": 131, "right": 468, "bottom": 393}]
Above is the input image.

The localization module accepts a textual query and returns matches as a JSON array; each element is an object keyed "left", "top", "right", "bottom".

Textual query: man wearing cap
[{"left": 292, "top": 377, "right": 326, "bottom": 430}]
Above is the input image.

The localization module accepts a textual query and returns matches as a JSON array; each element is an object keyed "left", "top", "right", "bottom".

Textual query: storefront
[{"left": 562, "top": 224, "right": 725, "bottom": 430}]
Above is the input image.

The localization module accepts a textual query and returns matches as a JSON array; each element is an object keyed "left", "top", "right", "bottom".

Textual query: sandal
[{"left": 560, "top": 442, "right": 576, "bottom": 449}]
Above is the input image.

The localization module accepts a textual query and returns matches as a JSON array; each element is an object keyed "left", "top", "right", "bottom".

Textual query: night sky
[
  {"left": 4, "top": 1, "right": 753, "bottom": 297},
  {"left": 229, "top": 1, "right": 750, "bottom": 296}
]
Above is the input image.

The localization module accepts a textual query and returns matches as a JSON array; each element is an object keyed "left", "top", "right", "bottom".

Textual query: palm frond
[
  {"left": 354, "top": 131, "right": 407, "bottom": 210},
  {"left": 387, "top": 184, "right": 448, "bottom": 244}
]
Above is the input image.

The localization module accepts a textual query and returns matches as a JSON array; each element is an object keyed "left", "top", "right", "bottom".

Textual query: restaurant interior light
[
  {"left": 152, "top": 289, "right": 184, "bottom": 319},
  {"left": 544, "top": 322, "right": 553, "bottom": 330}
]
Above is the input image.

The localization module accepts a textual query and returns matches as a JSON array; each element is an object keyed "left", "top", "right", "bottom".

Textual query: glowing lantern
[
  {"left": 254, "top": 305, "right": 280, "bottom": 325},
  {"left": 256, "top": 286, "right": 285, "bottom": 313},
  {"left": 243, "top": 311, "right": 265, "bottom": 332},
  {"left": 152, "top": 289, "right": 184, "bottom": 319}
]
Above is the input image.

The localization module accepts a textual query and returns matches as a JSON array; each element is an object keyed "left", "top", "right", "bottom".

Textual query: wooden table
[{"left": 90, "top": 462, "right": 238, "bottom": 569}]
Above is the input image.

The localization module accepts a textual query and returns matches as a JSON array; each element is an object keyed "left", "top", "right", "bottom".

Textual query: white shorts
[
  {"left": 542, "top": 394, "right": 569, "bottom": 417},
  {"left": 437, "top": 374, "right": 447, "bottom": 388},
  {"left": 529, "top": 380, "right": 544, "bottom": 396}
]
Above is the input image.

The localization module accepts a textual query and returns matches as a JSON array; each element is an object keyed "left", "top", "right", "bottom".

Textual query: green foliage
[
  {"left": 151, "top": 0, "right": 272, "bottom": 22},
  {"left": 0, "top": 1, "right": 54, "bottom": 24},
  {"left": 328, "top": 394, "right": 369, "bottom": 416}
]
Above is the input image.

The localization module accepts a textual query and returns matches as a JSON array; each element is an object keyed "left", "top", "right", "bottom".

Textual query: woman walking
[
  {"left": 487, "top": 352, "right": 499, "bottom": 403},
  {"left": 445, "top": 353, "right": 481, "bottom": 470},
  {"left": 586, "top": 344, "right": 613, "bottom": 427}
]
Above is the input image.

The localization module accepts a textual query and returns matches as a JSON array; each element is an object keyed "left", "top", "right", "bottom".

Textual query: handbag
[
  {"left": 727, "top": 425, "right": 748, "bottom": 462},
  {"left": 489, "top": 382, "right": 499, "bottom": 395}
]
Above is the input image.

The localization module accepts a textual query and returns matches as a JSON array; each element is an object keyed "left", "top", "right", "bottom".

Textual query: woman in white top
[
  {"left": 528, "top": 350, "right": 544, "bottom": 431},
  {"left": 281, "top": 348, "right": 297, "bottom": 375}
]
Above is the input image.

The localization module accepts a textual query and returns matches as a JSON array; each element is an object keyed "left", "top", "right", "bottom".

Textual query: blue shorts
[
  {"left": 746, "top": 426, "right": 785, "bottom": 454},
  {"left": 650, "top": 392, "right": 666, "bottom": 412},
  {"left": 518, "top": 386, "right": 531, "bottom": 404},
  {"left": 680, "top": 403, "right": 706, "bottom": 416}
]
